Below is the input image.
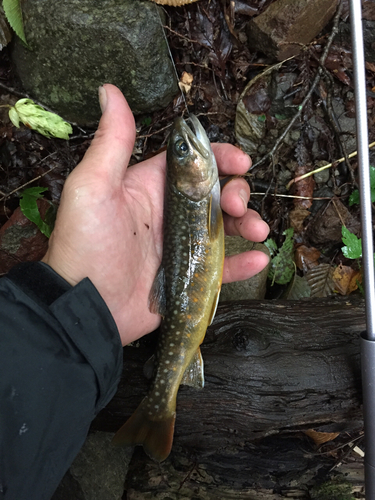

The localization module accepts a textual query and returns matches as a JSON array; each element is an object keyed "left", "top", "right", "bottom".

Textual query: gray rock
[
  {"left": 60, "top": 432, "right": 133, "bottom": 500},
  {"left": 220, "top": 236, "right": 270, "bottom": 302},
  {"left": 12, "top": 0, "right": 178, "bottom": 125}
]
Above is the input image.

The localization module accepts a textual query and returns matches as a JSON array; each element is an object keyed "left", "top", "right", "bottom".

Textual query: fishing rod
[{"left": 349, "top": 0, "right": 375, "bottom": 497}]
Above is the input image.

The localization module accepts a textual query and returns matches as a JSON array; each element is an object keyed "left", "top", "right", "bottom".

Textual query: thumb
[{"left": 76, "top": 84, "right": 136, "bottom": 183}]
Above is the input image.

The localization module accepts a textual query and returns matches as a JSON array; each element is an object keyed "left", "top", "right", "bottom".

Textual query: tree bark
[{"left": 92, "top": 297, "right": 366, "bottom": 497}]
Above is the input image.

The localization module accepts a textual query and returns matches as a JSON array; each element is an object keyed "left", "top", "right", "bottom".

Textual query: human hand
[{"left": 42, "top": 84, "right": 269, "bottom": 346}]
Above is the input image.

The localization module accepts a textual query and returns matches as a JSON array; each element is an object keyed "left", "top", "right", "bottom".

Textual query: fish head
[{"left": 167, "top": 115, "right": 218, "bottom": 201}]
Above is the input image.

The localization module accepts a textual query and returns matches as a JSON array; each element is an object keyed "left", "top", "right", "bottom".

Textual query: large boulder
[{"left": 12, "top": 0, "right": 178, "bottom": 125}]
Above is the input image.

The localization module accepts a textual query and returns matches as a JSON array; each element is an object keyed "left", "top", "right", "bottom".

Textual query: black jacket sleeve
[{"left": 0, "top": 262, "right": 123, "bottom": 500}]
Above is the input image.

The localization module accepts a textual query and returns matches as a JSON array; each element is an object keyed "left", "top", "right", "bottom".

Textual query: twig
[
  {"left": 250, "top": 0, "right": 344, "bottom": 171},
  {"left": 0, "top": 165, "right": 58, "bottom": 202},
  {"left": 286, "top": 141, "right": 375, "bottom": 189},
  {"left": 250, "top": 192, "right": 339, "bottom": 201},
  {"left": 311, "top": 51, "right": 356, "bottom": 185}
]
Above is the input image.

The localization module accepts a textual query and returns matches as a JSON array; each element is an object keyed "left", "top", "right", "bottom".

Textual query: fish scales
[{"left": 113, "top": 115, "right": 224, "bottom": 461}]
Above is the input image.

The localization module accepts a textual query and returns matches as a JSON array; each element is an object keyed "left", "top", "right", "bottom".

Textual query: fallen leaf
[
  {"left": 292, "top": 165, "right": 315, "bottom": 209},
  {"left": 179, "top": 71, "right": 194, "bottom": 94},
  {"left": 295, "top": 245, "right": 321, "bottom": 272},
  {"left": 289, "top": 207, "right": 310, "bottom": 233},
  {"left": 332, "top": 264, "right": 361, "bottom": 295},
  {"left": 304, "top": 429, "right": 340, "bottom": 446},
  {"left": 305, "top": 263, "right": 335, "bottom": 298}
]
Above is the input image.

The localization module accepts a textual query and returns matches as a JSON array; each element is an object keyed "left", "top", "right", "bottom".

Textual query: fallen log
[{"left": 92, "top": 297, "right": 366, "bottom": 496}]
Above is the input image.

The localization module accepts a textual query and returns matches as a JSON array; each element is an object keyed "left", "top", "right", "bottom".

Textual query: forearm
[{"left": 0, "top": 262, "right": 123, "bottom": 500}]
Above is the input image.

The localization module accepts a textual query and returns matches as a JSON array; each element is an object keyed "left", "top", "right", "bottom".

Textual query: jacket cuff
[{"left": 6, "top": 261, "right": 123, "bottom": 411}]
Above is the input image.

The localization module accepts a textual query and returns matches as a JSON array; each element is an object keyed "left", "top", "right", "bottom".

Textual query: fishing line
[{"left": 154, "top": 2, "right": 189, "bottom": 115}]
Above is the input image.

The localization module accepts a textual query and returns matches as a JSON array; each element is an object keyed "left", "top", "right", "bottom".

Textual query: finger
[
  {"left": 212, "top": 143, "right": 252, "bottom": 175},
  {"left": 222, "top": 250, "right": 269, "bottom": 284},
  {"left": 223, "top": 209, "right": 270, "bottom": 241},
  {"left": 221, "top": 177, "right": 250, "bottom": 218},
  {"left": 77, "top": 84, "right": 136, "bottom": 184}
]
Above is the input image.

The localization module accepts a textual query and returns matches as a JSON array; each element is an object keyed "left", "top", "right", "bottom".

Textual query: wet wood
[{"left": 92, "top": 297, "right": 365, "bottom": 496}]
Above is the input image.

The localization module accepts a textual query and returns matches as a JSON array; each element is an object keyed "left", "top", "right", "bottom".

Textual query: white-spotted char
[{"left": 112, "top": 115, "right": 224, "bottom": 461}]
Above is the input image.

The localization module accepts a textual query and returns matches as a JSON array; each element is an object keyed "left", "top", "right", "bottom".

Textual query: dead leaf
[
  {"left": 292, "top": 165, "right": 315, "bottom": 209},
  {"left": 305, "top": 263, "right": 335, "bottom": 297},
  {"left": 179, "top": 71, "right": 194, "bottom": 94},
  {"left": 289, "top": 207, "right": 310, "bottom": 233},
  {"left": 295, "top": 245, "right": 321, "bottom": 272},
  {"left": 304, "top": 429, "right": 340, "bottom": 446},
  {"left": 332, "top": 264, "right": 362, "bottom": 295}
]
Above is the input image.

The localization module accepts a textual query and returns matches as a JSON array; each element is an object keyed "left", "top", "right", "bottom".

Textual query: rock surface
[
  {"left": 53, "top": 432, "right": 132, "bottom": 500},
  {"left": 0, "top": 199, "right": 49, "bottom": 274},
  {"left": 246, "top": 0, "right": 338, "bottom": 61},
  {"left": 12, "top": 0, "right": 178, "bottom": 125},
  {"left": 220, "top": 236, "right": 270, "bottom": 301}
]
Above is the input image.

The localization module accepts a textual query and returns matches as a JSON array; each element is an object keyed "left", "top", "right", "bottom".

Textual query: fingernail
[
  {"left": 98, "top": 85, "right": 107, "bottom": 113},
  {"left": 239, "top": 189, "right": 249, "bottom": 211}
]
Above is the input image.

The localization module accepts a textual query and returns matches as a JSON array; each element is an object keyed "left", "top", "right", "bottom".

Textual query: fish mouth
[{"left": 179, "top": 115, "right": 211, "bottom": 160}]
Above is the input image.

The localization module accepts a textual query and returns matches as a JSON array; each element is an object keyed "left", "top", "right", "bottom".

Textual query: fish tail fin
[{"left": 112, "top": 400, "right": 176, "bottom": 462}]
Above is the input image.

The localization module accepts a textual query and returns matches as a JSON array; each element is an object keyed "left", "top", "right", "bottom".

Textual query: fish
[{"left": 112, "top": 114, "right": 224, "bottom": 462}]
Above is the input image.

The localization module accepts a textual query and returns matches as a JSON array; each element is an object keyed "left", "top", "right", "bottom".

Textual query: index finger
[{"left": 211, "top": 143, "right": 251, "bottom": 175}]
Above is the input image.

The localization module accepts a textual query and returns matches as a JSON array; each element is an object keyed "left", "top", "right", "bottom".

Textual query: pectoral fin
[
  {"left": 208, "top": 180, "right": 222, "bottom": 241},
  {"left": 181, "top": 348, "right": 204, "bottom": 388},
  {"left": 148, "top": 265, "right": 166, "bottom": 317}
]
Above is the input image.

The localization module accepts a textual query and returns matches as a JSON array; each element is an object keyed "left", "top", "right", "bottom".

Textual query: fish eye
[{"left": 174, "top": 139, "right": 189, "bottom": 157}]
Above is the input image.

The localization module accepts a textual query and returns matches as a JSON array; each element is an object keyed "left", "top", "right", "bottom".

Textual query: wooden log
[{"left": 92, "top": 297, "right": 366, "bottom": 495}]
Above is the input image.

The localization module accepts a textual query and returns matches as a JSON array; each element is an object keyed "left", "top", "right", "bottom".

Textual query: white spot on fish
[
  {"left": 154, "top": 405, "right": 159, "bottom": 409},
  {"left": 165, "top": 360, "right": 170, "bottom": 364},
  {"left": 155, "top": 392, "right": 160, "bottom": 396},
  {"left": 170, "top": 343, "right": 174, "bottom": 347},
  {"left": 160, "top": 380, "right": 165, "bottom": 384},
  {"left": 168, "top": 352, "right": 173, "bottom": 355},
  {"left": 173, "top": 310, "right": 178, "bottom": 315},
  {"left": 19, "top": 423, "right": 28, "bottom": 435},
  {"left": 163, "top": 369, "right": 168, "bottom": 373}
]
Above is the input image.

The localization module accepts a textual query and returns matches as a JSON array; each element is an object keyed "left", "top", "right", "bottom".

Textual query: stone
[
  {"left": 63, "top": 432, "right": 133, "bottom": 500},
  {"left": 246, "top": 0, "right": 338, "bottom": 61},
  {"left": 12, "top": 0, "right": 178, "bottom": 126},
  {"left": 220, "top": 236, "right": 270, "bottom": 302},
  {"left": 0, "top": 200, "right": 49, "bottom": 274}
]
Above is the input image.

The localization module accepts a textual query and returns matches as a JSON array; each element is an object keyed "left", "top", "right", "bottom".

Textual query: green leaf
[
  {"left": 19, "top": 187, "right": 53, "bottom": 238},
  {"left": 268, "top": 228, "right": 295, "bottom": 285},
  {"left": 341, "top": 226, "right": 362, "bottom": 259},
  {"left": 9, "top": 98, "right": 72, "bottom": 139},
  {"left": 349, "top": 165, "right": 375, "bottom": 206},
  {"left": 141, "top": 117, "right": 152, "bottom": 127},
  {"left": 3, "top": 0, "right": 27, "bottom": 45},
  {"left": 264, "top": 237, "right": 278, "bottom": 257}
]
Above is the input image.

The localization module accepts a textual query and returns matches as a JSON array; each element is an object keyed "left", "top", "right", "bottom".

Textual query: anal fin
[{"left": 181, "top": 348, "right": 204, "bottom": 388}]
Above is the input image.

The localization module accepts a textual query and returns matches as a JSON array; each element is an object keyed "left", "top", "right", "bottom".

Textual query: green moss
[{"left": 310, "top": 478, "right": 354, "bottom": 500}]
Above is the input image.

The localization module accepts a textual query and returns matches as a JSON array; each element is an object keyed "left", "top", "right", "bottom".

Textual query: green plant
[
  {"left": 19, "top": 187, "right": 55, "bottom": 238},
  {"left": 349, "top": 165, "right": 375, "bottom": 206},
  {"left": 3, "top": 0, "right": 27, "bottom": 44},
  {"left": 265, "top": 227, "right": 295, "bottom": 285},
  {"left": 8, "top": 99, "right": 73, "bottom": 139}
]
